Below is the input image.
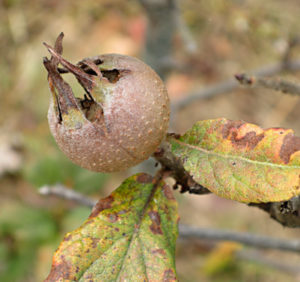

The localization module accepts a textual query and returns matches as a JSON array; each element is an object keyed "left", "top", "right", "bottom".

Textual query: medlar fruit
[{"left": 43, "top": 33, "right": 170, "bottom": 173}]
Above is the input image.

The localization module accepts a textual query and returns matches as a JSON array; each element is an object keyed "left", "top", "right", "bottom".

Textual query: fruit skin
[{"left": 43, "top": 33, "right": 170, "bottom": 173}]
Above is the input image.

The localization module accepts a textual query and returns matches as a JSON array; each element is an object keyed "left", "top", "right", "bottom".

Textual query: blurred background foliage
[{"left": 0, "top": 0, "right": 300, "bottom": 281}]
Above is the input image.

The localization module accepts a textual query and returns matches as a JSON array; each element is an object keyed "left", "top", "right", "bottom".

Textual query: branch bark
[
  {"left": 235, "top": 73, "right": 300, "bottom": 95},
  {"left": 140, "top": 0, "right": 177, "bottom": 80},
  {"left": 179, "top": 224, "right": 300, "bottom": 253},
  {"left": 172, "top": 59, "right": 300, "bottom": 112},
  {"left": 39, "top": 184, "right": 97, "bottom": 207},
  {"left": 236, "top": 250, "right": 300, "bottom": 274},
  {"left": 39, "top": 184, "right": 300, "bottom": 251}
]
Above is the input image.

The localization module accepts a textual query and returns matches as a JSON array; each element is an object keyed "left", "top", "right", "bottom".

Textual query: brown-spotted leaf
[
  {"left": 45, "top": 173, "right": 178, "bottom": 281},
  {"left": 168, "top": 118, "right": 300, "bottom": 203}
]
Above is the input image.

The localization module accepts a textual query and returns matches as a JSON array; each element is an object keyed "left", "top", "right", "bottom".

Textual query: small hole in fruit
[
  {"left": 101, "top": 69, "right": 131, "bottom": 83},
  {"left": 101, "top": 69, "right": 121, "bottom": 83}
]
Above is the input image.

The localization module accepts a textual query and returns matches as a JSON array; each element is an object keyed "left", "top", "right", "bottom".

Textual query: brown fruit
[{"left": 43, "top": 33, "right": 170, "bottom": 173}]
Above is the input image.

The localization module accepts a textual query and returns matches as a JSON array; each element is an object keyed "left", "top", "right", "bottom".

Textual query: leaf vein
[{"left": 173, "top": 139, "right": 300, "bottom": 169}]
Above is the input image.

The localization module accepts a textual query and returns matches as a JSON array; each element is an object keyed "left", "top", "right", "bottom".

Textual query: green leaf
[
  {"left": 25, "top": 155, "right": 107, "bottom": 193},
  {"left": 0, "top": 202, "right": 57, "bottom": 282},
  {"left": 168, "top": 118, "right": 300, "bottom": 203},
  {"left": 45, "top": 173, "right": 178, "bottom": 281},
  {"left": 0, "top": 202, "right": 56, "bottom": 242}
]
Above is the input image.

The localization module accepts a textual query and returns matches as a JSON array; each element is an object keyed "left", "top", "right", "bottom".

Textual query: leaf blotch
[
  {"left": 163, "top": 269, "right": 176, "bottom": 281},
  {"left": 108, "top": 213, "right": 119, "bottom": 223},
  {"left": 230, "top": 131, "right": 264, "bottom": 149},
  {"left": 137, "top": 173, "right": 153, "bottom": 183},
  {"left": 148, "top": 211, "right": 163, "bottom": 235},
  {"left": 222, "top": 120, "right": 245, "bottom": 138},
  {"left": 280, "top": 133, "right": 300, "bottom": 164},
  {"left": 222, "top": 120, "right": 264, "bottom": 149},
  {"left": 45, "top": 260, "right": 73, "bottom": 281},
  {"left": 91, "top": 238, "right": 100, "bottom": 249},
  {"left": 89, "top": 195, "right": 114, "bottom": 218},
  {"left": 152, "top": 248, "right": 166, "bottom": 256}
]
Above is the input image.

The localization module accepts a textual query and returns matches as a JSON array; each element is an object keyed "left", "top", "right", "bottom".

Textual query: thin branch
[
  {"left": 140, "top": 0, "right": 199, "bottom": 79},
  {"left": 180, "top": 238, "right": 300, "bottom": 274},
  {"left": 172, "top": 59, "right": 300, "bottom": 112},
  {"left": 39, "top": 183, "right": 300, "bottom": 253},
  {"left": 236, "top": 250, "right": 300, "bottom": 274},
  {"left": 173, "top": 36, "right": 300, "bottom": 111},
  {"left": 179, "top": 224, "right": 300, "bottom": 253},
  {"left": 235, "top": 73, "right": 300, "bottom": 96},
  {"left": 140, "top": 0, "right": 177, "bottom": 80},
  {"left": 39, "top": 184, "right": 96, "bottom": 208}
]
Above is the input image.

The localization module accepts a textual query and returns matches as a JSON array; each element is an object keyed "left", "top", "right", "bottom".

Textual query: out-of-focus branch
[
  {"left": 172, "top": 59, "right": 300, "bottom": 112},
  {"left": 235, "top": 73, "right": 300, "bottom": 95},
  {"left": 236, "top": 250, "right": 300, "bottom": 274},
  {"left": 39, "top": 184, "right": 96, "bottom": 208},
  {"left": 172, "top": 35, "right": 300, "bottom": 112},
  {"left": 38, "top": 184, "right": 300, "bottom": 252},
  {"left": 179, "top": 239, "right": 300, "bottom": 275},
  {"left": 179, "top": 224, "right": 300, "bottom": 253},
  {"left": 140, "top": 0, "right": 199, "bottom": 79},
  {"left": 140, "top": 0, "right": 177, "bottom": 80}
]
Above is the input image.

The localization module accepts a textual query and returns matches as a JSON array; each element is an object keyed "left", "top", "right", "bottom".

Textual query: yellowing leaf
[
  {"left": 45, "top": 173, "right": 178, "bottom": 281},
  {"left": 168, "top": 118, "right": 300, "bottom": 203}
]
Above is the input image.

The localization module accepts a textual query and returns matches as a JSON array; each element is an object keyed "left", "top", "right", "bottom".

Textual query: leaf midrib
[
  {"left": 172, "top": 139, "right": 300, "bottom": 169},
  {"left": 115, "top": 182, "right": 160, "bottom": 281}
]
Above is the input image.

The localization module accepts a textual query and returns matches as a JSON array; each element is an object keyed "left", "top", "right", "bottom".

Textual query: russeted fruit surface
[{"left": 43, "top": 33, "right": 170, "bottom": 172}]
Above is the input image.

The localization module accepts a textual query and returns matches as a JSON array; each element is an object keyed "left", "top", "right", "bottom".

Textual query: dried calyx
[{"left": 43, "top": 33, "right": 170, "bottom": 173}]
